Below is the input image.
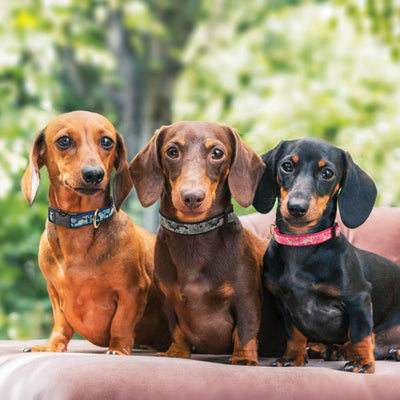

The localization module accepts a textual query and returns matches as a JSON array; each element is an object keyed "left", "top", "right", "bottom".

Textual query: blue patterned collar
[{"left": 48, "top": 198, "right": 114, "bottom": 229}]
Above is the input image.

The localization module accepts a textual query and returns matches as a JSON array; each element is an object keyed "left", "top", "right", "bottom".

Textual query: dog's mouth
[
  {"left": 65, "top": 182, "right": 102, "bottom": 195},
  {"left": 176, "top": 208, "right": 208, "bottom": 222},
  {"left": 74, "top": 187, "right": 102, "bottom": 195},
  {"left": 281, "top": 214, "right": 319, "bottom": 234}
]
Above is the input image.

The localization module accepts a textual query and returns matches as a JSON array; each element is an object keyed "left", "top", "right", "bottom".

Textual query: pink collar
[{"left": 270, "top": 223, "right": 340, "bottom": 247}]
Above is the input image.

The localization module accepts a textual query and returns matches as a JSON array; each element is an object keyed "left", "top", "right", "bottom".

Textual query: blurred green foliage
[{"left": 0, "top": 0, "right": 399, "bottom": 339}]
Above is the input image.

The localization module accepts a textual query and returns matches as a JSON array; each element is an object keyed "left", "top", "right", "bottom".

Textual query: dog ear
[
  {"left": 252, "top": 142, "right": 285, "bottom": 214},
  {"left": 338, "top": 152, "right": 377, "bottom": 228},
  {"left": 226, "top": 128, "right": 266, "bottom": 208},
  {"left": 130, "top": 127, "right": 166, "bottom": 207},
  {"left": 21, "top": 130, "right": 46, "bottom": 207},
  {"left": 113, "top": 132, "right": 134, "bottom": 211}
]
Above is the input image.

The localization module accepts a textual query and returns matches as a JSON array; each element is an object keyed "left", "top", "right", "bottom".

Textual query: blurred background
[{"left": 0, "top": 0, "right": 399, "bottom": 339}]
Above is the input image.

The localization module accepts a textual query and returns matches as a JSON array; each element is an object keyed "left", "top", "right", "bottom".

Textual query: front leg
[
  {"left": 230, "top": 290, "right": 261, "bottom": 366},
  {"left": 158, "top": 324, "right": 192, "bottom": 359},
  {"left": 272, "top": 324, "right": 308, "bottom": 367},
  {"left": 342, "top": 292, "right": 375, "bottom": 373},
  {"left": 107, "top": 281, "right": 150, "bottom": 355},
  {"left": 25, "top": 282, "right": 74, "bottom": 353}
]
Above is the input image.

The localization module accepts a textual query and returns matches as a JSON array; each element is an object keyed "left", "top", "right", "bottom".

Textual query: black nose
[
  {"left": 81, "top": 166, "right": 105, "bottom": 184},
  {"left": 181, "top": 188, "right": 205, "bottom": 210},
  {"left": 287, "top": 198, "right": 309, "bottom": 217}
]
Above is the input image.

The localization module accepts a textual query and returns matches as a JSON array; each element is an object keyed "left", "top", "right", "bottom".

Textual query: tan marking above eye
[
  {"left": 318, "top": 160, "right": 326, "bottom": 168},
  {"left": 205, "top": 140, "right": 215, "bottom": 149},
  {"left": 292, "top": 155, "right": 299, "bottom": 163}
]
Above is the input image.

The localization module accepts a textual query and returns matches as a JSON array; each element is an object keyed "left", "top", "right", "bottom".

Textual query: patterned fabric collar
[
  {"left": 48, "top": 198, "right": 114, "bottom": 229},
  {"left": 159, "top": 205, "right": 236, "bottom": 235}
]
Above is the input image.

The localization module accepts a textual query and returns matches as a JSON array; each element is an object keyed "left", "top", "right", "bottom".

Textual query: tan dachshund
[
  {"left": 21, "top": 111, "right": 170, "bottom": 354},
  {"left": 130, "top": 121, "right": 284, "bottom": 365}
]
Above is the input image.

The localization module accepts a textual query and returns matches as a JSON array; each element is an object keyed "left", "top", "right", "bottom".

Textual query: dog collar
[
  {"left": 270, "top": 223, "right": 340, "bottom": 246},
  {"left": 159, "top": 205, "right": 236, "bottom": 235},
  {"left": 48, "top": 198, "right": 114, "bottom": 229}
]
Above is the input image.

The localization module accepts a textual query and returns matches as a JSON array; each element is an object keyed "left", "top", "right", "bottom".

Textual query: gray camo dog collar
[
  {"left": 48, "top": 198, "right": 114, "bottom": 229},
  {"left": 159, "top": 205, "right": 236, "bottom": 235}
]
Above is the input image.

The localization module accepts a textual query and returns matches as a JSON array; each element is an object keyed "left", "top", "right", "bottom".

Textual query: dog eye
[
  {"left": 211, "top": 148, "right": 224, "bottom": 160},
  {"left": 321, "top": 168, "right": 334, "bottom": 180},
  {"left": 101, "top": 136, "right": 114, "bottom": 150},
  {"left": 166, "top": 146, "right": 179, "bottom": 159},
  {"left": 281, "top": 162, "right": 293, "bottom": 173},
  {"left": 56, "top": 136, "right": 73, "bottom": 150}
]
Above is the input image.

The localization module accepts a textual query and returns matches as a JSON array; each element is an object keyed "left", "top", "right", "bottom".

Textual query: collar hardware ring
[{"left": 93, "top": 208, "right": 100, "bottom": 229}]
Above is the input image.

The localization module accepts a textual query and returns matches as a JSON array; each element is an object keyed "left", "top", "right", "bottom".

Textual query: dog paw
[
  {"left": 343, "top": 361, "right": 374, "bottom": 374},
  {"left": 156, "top": 342, "right": 191, "bottom": 359},
  {"left": 105, "top": 348, "right": 129, "bottom": 355},
  {"left": 156, "top": 349, "right": 191, "bottom": 359},
  {"left": 307, "top": 343, "right": 346, "bottom": 361},
  {"left": 322, "top": 344, "right": 346, "bottom": 361},
  {"left": 389, "top": 348, "right": 400, "bottom": 361},
  {"left": 230, "top": 356, "right": 258, "bottom": 366},
  {"left": 271, "top": 356, "right": 308, "bottom": 367},
  {"left": 23, "top": 347, "right": 33, "bottom": 353},
  {"left": 24, "top": 343, "right": 67, "bottom": 353}
]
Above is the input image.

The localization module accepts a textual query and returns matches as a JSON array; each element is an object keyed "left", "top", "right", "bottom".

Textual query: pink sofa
[{"left": 0, "top": 207, "right": 399, "bottom": 400}]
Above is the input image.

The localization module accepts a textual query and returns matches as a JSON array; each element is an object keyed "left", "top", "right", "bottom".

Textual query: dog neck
[
  {"left": 159, "top": 205, "right": 235, "bottom": 235},
  {"left": 48, "top": 183, "right": 112, "bottom": 213},
  {"left": 159, "top": 188, "right": 236, "bottom": 236},
  {"left": 47, "top": 185, "right": 114, "bottom": 229}
]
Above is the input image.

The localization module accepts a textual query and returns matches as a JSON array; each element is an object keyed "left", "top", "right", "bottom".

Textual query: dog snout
[
  {"left": 287, "top": 198, "right": 309, "bottom": 218},
  {"left": 181, "top": 188, "right": 206, "bottom": 210},
  {"left": 81, "top": 166, "right": 105, "bottom": 184}
]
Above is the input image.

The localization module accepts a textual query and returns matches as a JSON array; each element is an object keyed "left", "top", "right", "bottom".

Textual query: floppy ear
[
  {"left": 226, "top": 128, "right": 266, "bottom": 208},
  {"left": 252, "top": 141, "right": 286, "bottom": 214},
  {"left": 113, "top": 132, "right": 134, "bottom": 211},
  {"left": 21, "top": 130, "right": 46, "bottom": 207},
  {"left": 129, "top": 127, "right": 166, "bottom": 207},
  {"left": 338, "top": 152, "right": 377, "bottom": 228}
]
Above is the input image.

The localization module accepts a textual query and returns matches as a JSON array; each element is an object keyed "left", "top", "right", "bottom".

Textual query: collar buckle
[{"left": 93, "top": 208, "right": 100, "bottom": 229}]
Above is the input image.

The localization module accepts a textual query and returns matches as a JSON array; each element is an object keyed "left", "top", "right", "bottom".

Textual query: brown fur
[
  {"left": 130, "top": 121, "right": 269, "bottom": 365},
  {"left": 21, "top": 111, "right": 170, "bottom": 354}
]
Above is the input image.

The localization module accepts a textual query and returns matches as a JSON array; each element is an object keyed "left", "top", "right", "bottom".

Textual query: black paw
[
  {"left": 271, "top": 358, "right": 290, "bottom": 367},
  {"left": 322, "top": 344, "right": 346, "bottom": 361},
  {"left": 389, "top": 348, "right": 400, "bottom": 361},
  {"left": 343, "top": 361, "right": 372, "bottom": 373},
  {"left": 271, "top": 356, "right": 308, "bottom": 367}
]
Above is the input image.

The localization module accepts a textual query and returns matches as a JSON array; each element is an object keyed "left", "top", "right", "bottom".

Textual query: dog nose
[
  {"left": 181, "top": 188, "right": 205, "bottom": 210},
  {"left": 287, "top": 198, "right": 309, "bottom": 217},
  {"left": 81, "top": 166, "right": 105, "bottom": 184}
]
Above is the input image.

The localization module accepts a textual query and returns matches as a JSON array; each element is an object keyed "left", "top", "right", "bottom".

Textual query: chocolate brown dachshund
[
  {"left": 21, "top": 111, "right": 170, "bottom": 354},
  {"left": 130, "top": 121, "right": 285, "bottom": 365}
]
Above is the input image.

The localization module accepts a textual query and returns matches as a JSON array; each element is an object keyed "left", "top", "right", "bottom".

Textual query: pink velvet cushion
[
  {"left": 240, "top": 207, "right": 400, "bottom": 265},
  {"left": 1, "top": 340, "right": 400, "bottom": 400}
]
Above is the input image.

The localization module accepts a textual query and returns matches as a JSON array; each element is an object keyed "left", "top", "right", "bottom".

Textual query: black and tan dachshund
[{"left": 253, "top": 138, "right": 400, "bottom": 374}]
